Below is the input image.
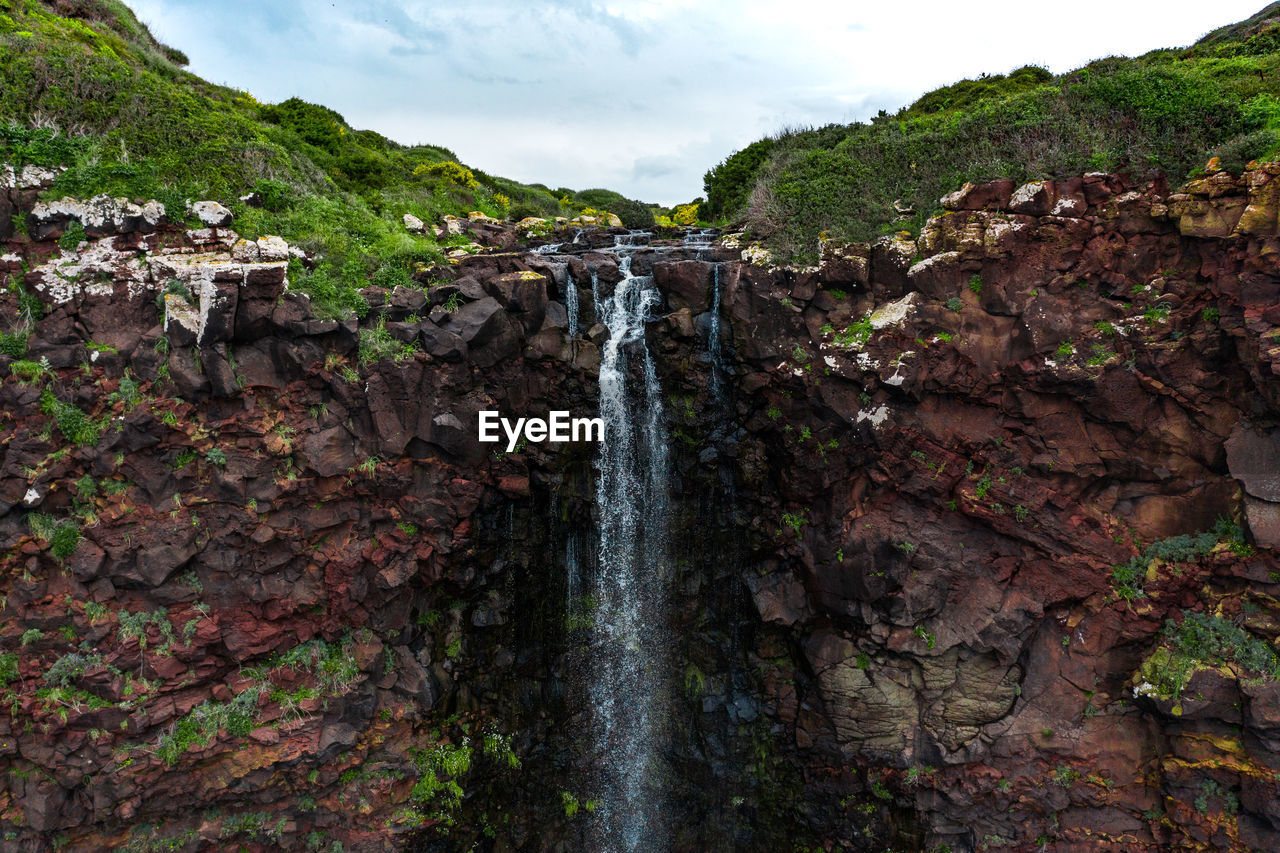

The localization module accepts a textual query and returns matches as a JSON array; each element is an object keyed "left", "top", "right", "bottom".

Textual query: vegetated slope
[
  {"left": 0, "top": 0, "right": 658, "bottom": 315},
  {"left": 703, "top": 2, "right": 1280, "bottom": 259}
]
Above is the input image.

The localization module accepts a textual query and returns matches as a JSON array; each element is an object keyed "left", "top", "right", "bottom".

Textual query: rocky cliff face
[{"left": 1, "top": 164, "right": 1279, "bottom": 852}]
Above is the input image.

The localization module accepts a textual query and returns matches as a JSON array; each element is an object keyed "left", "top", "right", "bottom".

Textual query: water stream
[
  {"left": 589, "top": 244, "right": 672, "bottom": 851},
  {"left": 565, "top": 267, "right": 580, "bottom": 338}
]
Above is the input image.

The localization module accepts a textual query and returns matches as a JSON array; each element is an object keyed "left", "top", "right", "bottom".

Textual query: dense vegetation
[
  {"left": 703, "top": 2, "right": 1280, "bottom": 259},
  {"left": 0, "top": 0, "right": 660, "bottom": 316}
]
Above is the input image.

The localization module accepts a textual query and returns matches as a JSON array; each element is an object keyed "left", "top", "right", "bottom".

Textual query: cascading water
[
  {"left": 708, "top": 262, "right": 726, "bottom": 401},
  {"left": 590, "top": 268, "right": 601, "bottom": 324},
  {"left": 588, "top": 250, "right": 672, "bottom": 851},
  {"left": 565, "top": 268, "right": 580, "bottom": 337}
]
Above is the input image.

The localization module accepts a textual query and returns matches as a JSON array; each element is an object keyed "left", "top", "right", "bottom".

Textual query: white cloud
[{"left": 128, "top": 0, "right": 1265, "bottom": 205}]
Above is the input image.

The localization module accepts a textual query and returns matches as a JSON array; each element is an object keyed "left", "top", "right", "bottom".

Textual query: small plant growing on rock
[
  {"left": 43, "top": 652, "right": 96, "bottom": 688},
  {"left": 1054, "top": 341, "right": 1074, "bottom": 359},
  {"left": 1201, "top": 307, "right": 1220, "bottom": 323},
  {"left": 40, "top": 389, "right": 102, "bottom": 446},
  {"left": 834, "top": 316, "right": 874, "bottom": 348},
  {"left": 27, "top": 514, "right": 81, "bottom": 561},
  {"left": 779, "top": 510, "right": 808, "bottom": 538},
  {"left": 968, "top": 274, "right": 983, "bottom": 294},
  {"left": 0, "top": 651, "right": 18, "bottom": 688},
  {"left": 58, "top": 221, "right": 86, "bottom": 252},
  {"left": 358, "top": 321, "right": 416, "bottom": 364},
  {"left": 9, "top": 359, "right": 48, "bottom": 384},
  {"left": 1086, "top": 345, "right": 1114, "bottom": 366},
  {"left": 913, "top": 625, "right": 936, "bottom": 650},
  {"left": 1053, "top": 765, "right": 1079, "bottom": 787},
  {"left": 945, "top": 297, "right": 963, "bottom": 312},
  {"left": 108, "top": 372, "right": 142, "bottom": 409},
  {"left": 205, "top": 447, "right": 227, "bottom": 467},
  {"left": 156, "top": 686, "right": 263, "bottom": 766},
  {"left": 973, "top": 473, "right": 993, "bottom": 499},
  {"left": 0, "top": 327, "right": 28, "bottom": 358}
]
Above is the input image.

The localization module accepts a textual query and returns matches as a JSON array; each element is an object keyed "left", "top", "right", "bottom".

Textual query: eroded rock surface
[{"left": 1, "top": 169, "right": 1279, "bottom": 851}]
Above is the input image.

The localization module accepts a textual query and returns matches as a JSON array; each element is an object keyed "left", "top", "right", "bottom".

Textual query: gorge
[
  {"left": 4, "top": 1, "right": 1280, "bottom": 851},
  {"left": 4, "top": 161, "right": 1280, "bottom": 851}
]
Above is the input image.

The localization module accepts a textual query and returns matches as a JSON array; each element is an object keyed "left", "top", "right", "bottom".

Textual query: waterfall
[
  {"left": 590, "top": 268, "right": 601, "bottom": 325},
  {"left": 565, "top": 268, "right": 580, "bottom": 338},
  {"left": 708, "top": 262, "right": 725, "bottom": 401},
  {"left": 589, "top": 254, "right": 672, "bottom": 851}
]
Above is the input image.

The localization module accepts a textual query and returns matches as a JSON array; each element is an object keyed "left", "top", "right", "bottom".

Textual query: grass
[
  {"left": 155, "top": 686, "right": 262, "bottom": 765},
  {"left": 704, "top": 5, "right": 1280, "bottom": 259},
  {"left": 27, "top": 513, "right": 81, "bottom": 559},
  {"left": 0, "top": 0, "right": 662, "bottom": 317}
]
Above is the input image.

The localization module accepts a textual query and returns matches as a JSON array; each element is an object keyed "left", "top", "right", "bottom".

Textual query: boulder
[{"left": 190, "top": 200, "right": 233, "bottom": 227}]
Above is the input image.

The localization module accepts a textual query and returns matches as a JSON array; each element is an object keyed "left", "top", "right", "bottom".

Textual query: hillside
[
  {"left": 0, "top": 0, "right": 658, "bottom": 316},
  {"left": 704, "top": 1, "right": 1280, "bottom": 259}
]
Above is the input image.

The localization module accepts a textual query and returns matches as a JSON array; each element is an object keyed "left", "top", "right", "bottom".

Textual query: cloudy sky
[{"left": 129, "top": 0, "right": 1265, "bottom": 205}]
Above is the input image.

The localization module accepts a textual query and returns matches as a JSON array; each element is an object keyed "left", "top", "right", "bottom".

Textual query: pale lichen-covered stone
[
  {"left": 0, "top": 164, "right": 64, "bottom": 190},
  {"left": 30, "top": 195, "right": 166, "bottom": 238},
  {"left": 29, "top": 236, "right": 151, "bottom": 302},
  {"left": 190, "top": 200, "right": 233, "bottom": 227}
]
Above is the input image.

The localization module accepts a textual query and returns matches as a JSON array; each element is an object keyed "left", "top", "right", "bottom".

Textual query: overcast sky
[{"left": 129, "top": 0, "right": 1266, "bottom": 206}]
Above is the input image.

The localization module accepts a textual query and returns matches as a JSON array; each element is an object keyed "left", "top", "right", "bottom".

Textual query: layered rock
[{"left": 0, "top": 168, "right": 1279, "bottom": 852}]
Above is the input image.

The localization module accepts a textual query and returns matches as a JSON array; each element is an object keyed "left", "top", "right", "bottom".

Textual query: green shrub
[
  {"left": 58, "top": 220, "right": 86, "bottom": 251},
  {"left": 27, "top": 513, "right": 81, "bottom": 560},
  {"left": 0, "top": 651, "right": 18, "bottom": 687},
  {"left": 0, "top": 326, "right": 29, "bottom": 357},
  {"left": 108, "top": 372, "right": 142, "bottom": 408},
  {"left": 43, "top": 652, "right": 94, "bottom": 688},
  {"left": 1163, "top": 610, "right": 1280, "bottom": 679},
  {"left": 706, "top": 29, "right": 1280, "bottom": 257},
  {"left": 1111, "top": 524, "right": 1238, "bottom": 602},
  {"left": 39, "top": 388, "right": 102, "bottom": 445}
]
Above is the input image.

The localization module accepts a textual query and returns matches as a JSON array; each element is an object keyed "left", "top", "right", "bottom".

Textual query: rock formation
[{"left": 1, "top": 162, "right": 1278, "bottom": 851}]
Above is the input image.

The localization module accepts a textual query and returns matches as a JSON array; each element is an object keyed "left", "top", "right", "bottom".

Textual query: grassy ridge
[
  {"left": 0, "top": 0, "right": 661, "bottom": 316},
  {"left": 703, "top": 2, "right": 1280, "bottom": 260}
]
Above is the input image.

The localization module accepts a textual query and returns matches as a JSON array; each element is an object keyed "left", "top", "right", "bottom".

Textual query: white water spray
[{"left": 589, "top": 251, "right": 671, "bottom": 851}]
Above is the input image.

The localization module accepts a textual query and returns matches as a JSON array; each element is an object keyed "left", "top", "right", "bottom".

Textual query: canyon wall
[{"left": 1, "top": 164, "right": 1279, "bottom": 851}]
